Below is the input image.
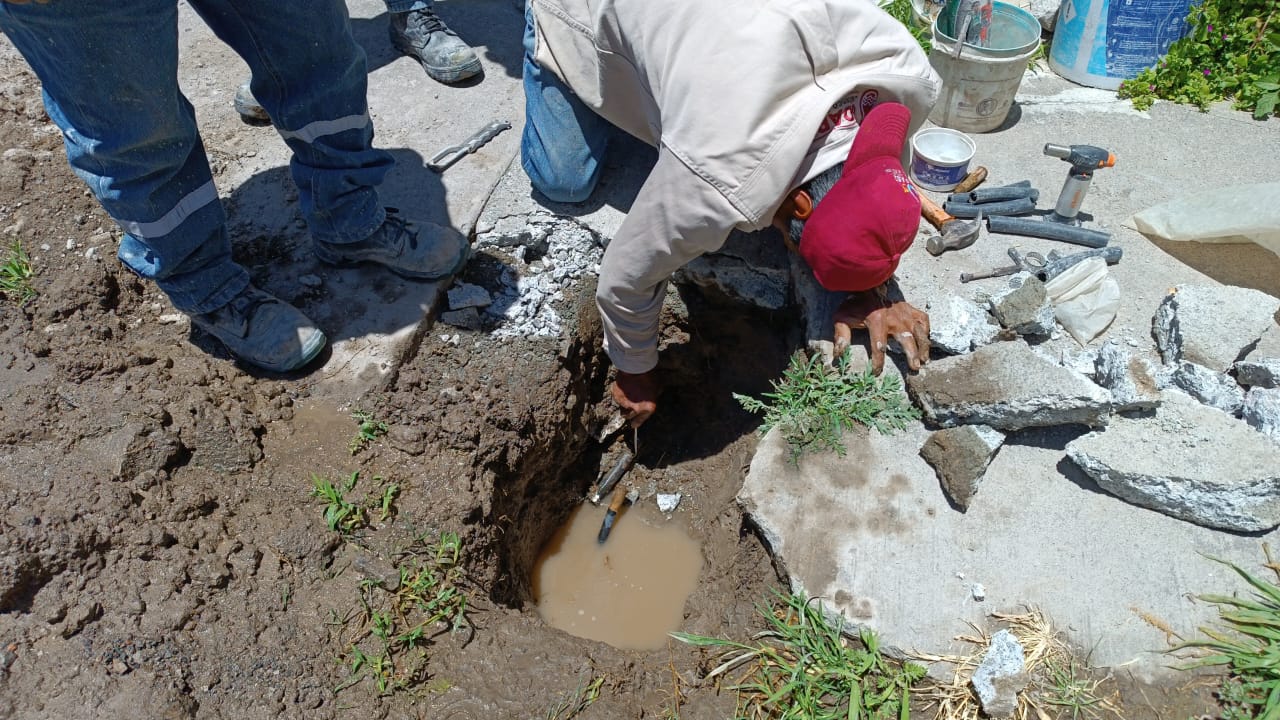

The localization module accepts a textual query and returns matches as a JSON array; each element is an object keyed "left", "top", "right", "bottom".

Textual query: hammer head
[{"left": 925, "top": 215, "right": 982, "bottom": 256}]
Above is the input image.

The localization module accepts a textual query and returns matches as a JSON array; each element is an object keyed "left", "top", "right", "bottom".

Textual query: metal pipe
[
  {"left": 589, "top": 449, "right": 634, "bottom": 504},
  {"left": 1034, "top": 246, "right": 1124, "bottom": 282},
  {"left": 987, "top": 215, "right": 1111, "bottom": 248},
  {"left": 943, "top": 197, "right": 1036, "bottom": 217},
  {"left": 964, "top": 186, "right": 1040, "bottom": 204}
]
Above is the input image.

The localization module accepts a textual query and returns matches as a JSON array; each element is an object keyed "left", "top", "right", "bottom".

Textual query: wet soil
[{"left": 0, "top": 60, "right": 1223, "bottom": 719}]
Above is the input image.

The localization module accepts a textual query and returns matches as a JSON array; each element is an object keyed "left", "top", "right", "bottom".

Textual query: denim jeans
[
  {"left": 384, "top": 0, "right": 432, "bottom": 14},
  {"left": 0, "top": 0, "right": 393, "bottom": 314},
  {"left": 519, "top": 2, "right": 611, "bottom": 203}
]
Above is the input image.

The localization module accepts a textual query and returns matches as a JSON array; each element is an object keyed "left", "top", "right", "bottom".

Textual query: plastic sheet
[{"left": 1131, "top": 183, "right": 1280, "bottom": 259}]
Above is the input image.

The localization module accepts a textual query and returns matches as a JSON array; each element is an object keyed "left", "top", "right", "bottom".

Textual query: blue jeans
[
  {"left": 384, "top": 1, "right": 432, "bottom": 13},
  {"left": 520, "top": 2, "right": 611, "bottom": 203},
  {"left": 0, "top": 0, "right": 393, "bottom": 314}
]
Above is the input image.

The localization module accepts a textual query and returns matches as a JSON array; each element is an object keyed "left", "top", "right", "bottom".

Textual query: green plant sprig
[
  {"left": 735, "top": 349, "right": 920, "bottom": 462},
  {"left": 1, "top": 237, "right": 36, "bottom": 305},
  {"left": 1118, "top": 0, "right": 1279, "bottom": 119}
]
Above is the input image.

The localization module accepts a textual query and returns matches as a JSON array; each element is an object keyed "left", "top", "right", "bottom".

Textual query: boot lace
[{"left": 407, "top": 8, "right": 449, "bottom": 36}]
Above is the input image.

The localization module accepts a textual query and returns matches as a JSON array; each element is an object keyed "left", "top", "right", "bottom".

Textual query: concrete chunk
[
  {"left": 1170, "top": 361, "right": 1245, "bottom": 415},
  {"left": 1237, "top": 359, "right": 1280, "bottom": 389},
  {"left": 1092, "top": 341, "right": 1160, "bottom": 412},
  {"left": 446, "top": 282, "right": 492, "bottom": 310},
  {"left": 675, "top": 228, "right": 788, "bottom": 310},
  {"left": 907, "top": 341, "right": 1112, "bottom": 430},
  {"left": 439, "top": 308, "right": 482, "bottom": 330},
  {"left": 987, "top": 273, "right": 1055, "bottom": 337},
  {"left": 1067, "top": 391, "right": 1280, "bottom": 531},
  {"left": 1243, "top": 388, "right": 1280, "bottom": 446},
  {"left": 1152, "top": 285, "right": 1280, "bottom": 372},
  {"left": 927, "top": 295, "right": 1002, "bottom": 355},
  {"left": 972, "top": 630, "right": 1028, "bottom": 719},
  {"left": 919, "top": 425, "right": 1005, "bottom": 510}
]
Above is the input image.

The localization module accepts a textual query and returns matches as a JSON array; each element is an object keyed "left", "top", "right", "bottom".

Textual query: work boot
[
  {"left": 233, "top": 80, "right": 271, "bottom": 126},
  {"left": 313, "top": 208, "right": 470, "bottom": 280},
  {"left": 389, "top": 7, "right": 482, "bottom": 84},
  {"left": 189, "top": 284, "right": 327, "bottom": 373}
]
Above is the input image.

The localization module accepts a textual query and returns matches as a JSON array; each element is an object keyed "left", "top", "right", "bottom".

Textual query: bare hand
[
  {"left": 611, "top": 370, "right": 657, "bottom": 427},
  {"left": 833, "top": 289, "right": 931, "bottom": 375}
]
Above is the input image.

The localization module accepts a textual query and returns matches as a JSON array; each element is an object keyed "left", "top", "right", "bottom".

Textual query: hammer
[{"left": 920, "top": 192, "right": 982, "bottom": 256}]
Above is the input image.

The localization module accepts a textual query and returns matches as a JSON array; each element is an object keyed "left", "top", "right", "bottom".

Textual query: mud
[{"left": 0, "top": 56, "right": 1222, "bottom": 719}]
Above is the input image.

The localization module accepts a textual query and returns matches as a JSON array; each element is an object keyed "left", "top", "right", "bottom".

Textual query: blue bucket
[{"left": 1049, "top": 0, "right": 1195, "bottom": 90}]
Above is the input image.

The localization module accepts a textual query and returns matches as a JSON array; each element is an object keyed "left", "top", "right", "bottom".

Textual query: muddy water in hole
[{"left": 533, "top": 502, "right": 702, "bottom": 650}]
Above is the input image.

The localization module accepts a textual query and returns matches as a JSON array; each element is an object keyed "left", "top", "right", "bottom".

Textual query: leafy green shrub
[{"left": 1118, "top": 0, "right": 1280, "bottom": 119}]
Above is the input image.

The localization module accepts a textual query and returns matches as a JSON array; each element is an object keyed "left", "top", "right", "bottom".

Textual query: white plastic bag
[
  {"left": 1044, "top": 257, "right": 1119, "bottom": 345},
  {"left": 1130, "top": 183, "right": 1280, "bottom": 259}
]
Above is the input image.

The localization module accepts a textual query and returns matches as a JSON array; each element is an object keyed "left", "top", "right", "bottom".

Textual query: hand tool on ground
[
  {"left": 983, "top": 143, "right": 1117, "bottom": 246},
  {"left": 952, "top": 166, "right": 989, "bottom": 193},
  {"left": 920, "top": 191, "right": 983, "bottom": 256},
  {"left": 944, "top": 196, "right": 1036, "bottom": 217},
  {"left": 428, "top": 119, "right": 512, "bottom": 172},
  {"left": 1031, "top": 246, "right": 1123, "bottom": 282},
  {"left": 959, "top": 246, "right": 1047, "bottom": 283},
  {"left": 596, "top": 483, "right": 630, "bottom": 544}
]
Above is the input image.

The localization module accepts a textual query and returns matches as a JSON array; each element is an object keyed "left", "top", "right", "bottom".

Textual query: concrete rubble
[
  {"left": 907, "top": 341, "right": 1112, "bottom": 430},
  {"left": 1236, "top": 325, "right": 1280, "bottom": 388},
  {"left": 1091, "top": 341, "right": 1160, "bottom": 412},
  {"left": 673, "top": 229, "right": 789, "bottom": 310},
  {"left": 447, "top": 282, "right": 493, "bottom": 310},
  {"left": 971, "top": 630, "right": 1028, "bottom": 719},
  {"left": 656, "top": 493, "right": 683, "bottom": 513},
  {"left": 926, "top": 295, "right": 1001, "bottom": 355},
  {"left": 1067, "top": 391, "right": 1280, "bottom": 532},
  {"left": 1152, "top": 284, "right": 1280, "bottom": 372},
  {"left": 1169, "top": 361, "right": 1246, "bottom": 415},
  {"left": 440, "top": 307, "right": 482, "bottom": 331},
  {"left": 986, "top": 273, "right": 1055, "bottom": 337},
  {"left": 918, "top": 425, "right": 1005, "bottom": 510},
  {"left": 1244, "top": 388, "right": 1280, "bottom": 446}
]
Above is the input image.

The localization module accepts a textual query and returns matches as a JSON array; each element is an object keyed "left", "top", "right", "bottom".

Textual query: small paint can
[{"left": 909, "top": 127, "right": 977, "bottom": 192}]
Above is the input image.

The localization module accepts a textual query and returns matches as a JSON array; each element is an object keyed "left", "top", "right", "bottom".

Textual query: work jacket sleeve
[{"left": 595, "top": 146, "right": 746, "bottom": 374}]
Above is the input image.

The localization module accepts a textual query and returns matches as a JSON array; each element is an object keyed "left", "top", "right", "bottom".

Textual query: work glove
[
  {"left": 832, "top": 280, "right": 931, "bottom": 375},
  {"left": 610, "top": 370, "right": 658, "bottom": 428}
]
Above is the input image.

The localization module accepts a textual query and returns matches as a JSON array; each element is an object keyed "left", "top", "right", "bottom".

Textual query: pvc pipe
[
  {"left": 1035, "top": 246, "right": 1123, "bottom": 282},
  {"left": 965, "top": 186, "right": 1040, "bottom": 204},
  {"left": 987, "top": 215, "right": 1111, "bottom": 248},
  {"left": 944, "top": 197, "right": 1036, "bottom": 217}
]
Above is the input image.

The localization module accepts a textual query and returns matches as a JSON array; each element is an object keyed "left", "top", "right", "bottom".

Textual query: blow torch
[{"left": 1043, "top": 143, "right": 1116, "bottom": 224}]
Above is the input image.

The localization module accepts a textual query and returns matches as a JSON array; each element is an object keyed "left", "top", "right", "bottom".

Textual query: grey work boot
[
  {"left": 389, "top": 7, "right": 482, "bottom": 84},
  {"left": 313, "top": 208, "right": 470, "bottom": 280},
  {"left": 189, "top": 284, "right": 327, "bottom": 373},
  {"left": 233, "top": 80, "right": 271, "bottom": 125}
]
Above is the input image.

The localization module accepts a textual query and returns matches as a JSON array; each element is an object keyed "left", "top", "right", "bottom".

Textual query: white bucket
[
  {"left": 928, "top": 2, "right": 1041, "bottom": 133},
  {"left": 909, "top": 127, "right": 976, "bottom": 191}
]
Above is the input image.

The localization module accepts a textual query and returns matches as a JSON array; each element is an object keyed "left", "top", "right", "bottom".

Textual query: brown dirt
[{"left": 0, "top": 60, "right": 1222, "bottom": 720}]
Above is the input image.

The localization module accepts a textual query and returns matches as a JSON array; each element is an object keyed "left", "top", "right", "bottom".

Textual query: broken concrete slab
[
  {"left": 447, "top": 282, "right": 492, "bottom": 310},
  {"left": 440, "top": 308, "right": 482, "bottom": 330},
  {"left": 1169, "top": 361, "right": 1245, "bottom": 415},
  {"left": 674, "top": 229, "right": 789, "bottom": 310},
  {"left": 972, "top": 630, "right": 1027, "bottom": 719},
  {"left": 738, "top": 422, "right": 1280, "bottom": 678},
  {"left": 987, "top": 273, "right": 1055, "bottom": 337},
  {"left": 1152, "top": 285, "right": 1280, "bottom": 372},
  {"left": 1092, "top": 341, "right": 1161, "bottom": 412},
  {"left": 907, "top": 341, "right": 1112, "bottom": 430},
  {"left": 1067, "top": 391, "right": 1280, "bottom": 532},
  {"left": 1244, "top": 388, "right": 1280, "bottom": 446},
  {"left": 1237, "top": 359, "right": 1280, "bottom": 389},
  {"left": 926, "top": 295, "right": 1001, "bottom": 355},
  {"left": 919, "top": 425, "right": 1004, "bottom": 510}
]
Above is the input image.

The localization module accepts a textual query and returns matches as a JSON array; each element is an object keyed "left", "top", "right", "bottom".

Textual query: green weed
[
  {"left": 0, "top": 237, "right": 35, "bottom": 305},
  {"left": 1176, "top": 554, "right": 1280, "bottom": 720},
  {"left": 882, "top": 0, "right": 932, "bottom": 53},
  {"left": 333, "top": 531, "right": 470, "bottom": 698},
  {"left": 1118, "top": 0, "right": 1279, "bottom": 118},
  {"left": 1037, "top": 657, "right": 1110, "bottom": 720},
  {"left": 673, "top": 591, "right": 926, "bottom": 720},
  {"left": 735, "top": 350, "right": 919, "bottom": 462},
  {"left": 545, "top": 676, "right": 605, "bottom": 720},
  {"left": 310, "top": 472, "right": 398, "bottom": 536},
  {"left": 349, "top": 409, "right": 388, "bottom": 455}
]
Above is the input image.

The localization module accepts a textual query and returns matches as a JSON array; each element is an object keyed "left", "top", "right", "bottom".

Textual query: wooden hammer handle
[{"left": 919, "top": 192, "right": 954, "bottom": 231}]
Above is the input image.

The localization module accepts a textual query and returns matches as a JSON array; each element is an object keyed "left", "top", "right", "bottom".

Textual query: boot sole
[
  {"left": 391, "top": 36, "right": 483, "bottom": 84},
  {"left": 313, "top": 239, "right": 470, "bottom": 281}
]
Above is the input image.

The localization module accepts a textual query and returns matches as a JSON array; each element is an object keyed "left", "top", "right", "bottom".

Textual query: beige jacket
[{"left": 532, "top": 0, "right": 939, "bottom": 373}]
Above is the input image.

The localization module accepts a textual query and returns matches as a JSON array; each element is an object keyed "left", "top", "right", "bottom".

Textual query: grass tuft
[
  {"left": 735, "top": 349, "right": 919, "bottom": 462},
  {"left": 1, "top": 237, "right": 36, "bottom": 305},
  {"left": 311, "top": 472, "right": 399, "bottom": 537},
  {"left": 672, "top": 591, "right": 926, "bottom": 719},
  {"left": 545, "top": 676, "right": 606, "bottom": 720},
  {"left": 349, "top": 409, "right": 388, "bottom": 455}
]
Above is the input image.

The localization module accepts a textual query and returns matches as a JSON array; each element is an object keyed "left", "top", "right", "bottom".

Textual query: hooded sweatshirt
[{"left": 530, "top": 0, "right": 940, "bottom": 373}]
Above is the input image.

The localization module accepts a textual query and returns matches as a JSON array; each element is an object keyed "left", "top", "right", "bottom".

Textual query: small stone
[
  {"left": 987, "top": 273, "right": 1055, "bottom": 337},
  {"left": 39, "top": 243, "right": 50, "bottom": 252},
  {"left": 926, "top": 295, "right": 1001, "bottom": 355},
  {"left": 297, "top": 274, "right": 323, "bottom": 288},
  {"left": 84, "top": 246, "right": 98, "bottom": 260},
  {"left": 1153, "top": 285, "right": 1280, "bottom": 372},
  {"left": 157, "top": 313, "right": 187, "bottom": 325},
  {"left": 111, "top": 659, "right": 129, "bottom": 675},
  {"left": 971, "top": 583, "right": 986, "bottom": 602},
  {"left": 1243, "top": 388, "right": 1280, "bottom": 446},
  {"left": 656, "top": 493, "right": 683, "bottom": 513},
  {"left": 972, "top": 630, "right": 1027, "bottom": 718},
  {"left": 447, "top": 282, "right": 493, "bottom": 310},
  {"left": 919, "top": 425, "right": 1005, "bottom": 510},
  {"left": 65, "top": 238, "right": 76, "bottom": 250},
  {"left": 1169, "top": 361, "right": 1245, "bottom": 415},
  {"left": 440, "top": 308, "right": 482, "bottom": 331}
]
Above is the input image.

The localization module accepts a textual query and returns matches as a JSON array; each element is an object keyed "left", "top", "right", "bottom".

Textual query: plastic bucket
[
  {"left": 927, "top": 2, "right": 1041, "bottom": 133},
  {"left": 909, "top": 128, "right": 976, "bottom": 191},
  {"left": 1049, "top": 0, "right": 1194, "bottom": 90}
]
